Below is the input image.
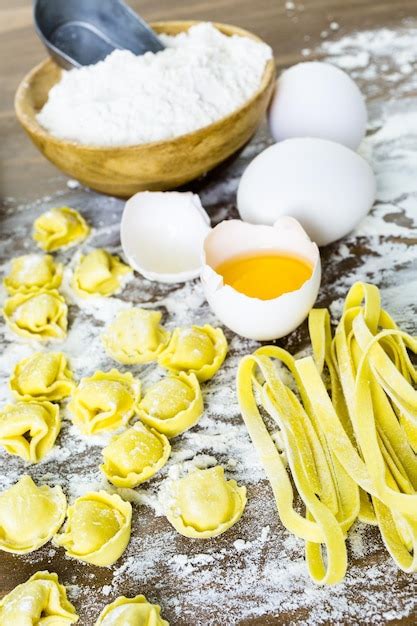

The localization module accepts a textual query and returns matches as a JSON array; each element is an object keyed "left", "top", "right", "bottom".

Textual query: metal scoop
[{"left": 34, "top": 0, "right": 164, "bottom": 69}]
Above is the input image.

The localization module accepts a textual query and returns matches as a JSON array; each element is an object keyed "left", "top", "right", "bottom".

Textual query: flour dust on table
[{"left": 1, "top": 22, "right": 417, "bottom": 626}]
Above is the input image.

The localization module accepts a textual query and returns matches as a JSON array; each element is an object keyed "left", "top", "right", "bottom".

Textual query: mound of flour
[{"left": 37, "top": 22, "right": 272, "bottom": 147}]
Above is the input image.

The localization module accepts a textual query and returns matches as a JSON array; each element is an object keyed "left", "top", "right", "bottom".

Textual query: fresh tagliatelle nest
[{"left": 237, "top": 281, "right": 417, "bottom": 585}]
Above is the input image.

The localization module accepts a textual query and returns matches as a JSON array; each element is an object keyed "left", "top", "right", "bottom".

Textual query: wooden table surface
[
  {"left": 1, "top": 0, "right": 415, "bottom": 204},
  {"left": 2, "top": 1, "right": 417, "bottom": 625}
]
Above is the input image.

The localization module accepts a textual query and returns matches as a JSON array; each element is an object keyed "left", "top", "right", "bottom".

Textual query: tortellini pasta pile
[
  {"left": 0, "top": 572, "right": 171, "bottom": 626},
  {"left": 138, "top": 372, "right": 203, "bottom": 438},
  {"left": 33, "top": 206, "right": 89, "bottom": 251},
  {"left": 3, "top": 223, "right": 74, "bottom": 341},
  {"left": 0, "top": 475, "right": 66, "bottom": 554},
  {"left": 71, "top": 249, "right": 132, "bottom": 298},
  {"left": 103, "top": 311, "right": 228, "bottom": 384},
  {"left": 4, "top": 253, "right": 62, "bottom": 293},
  {"left": 158, "top": 324, "right": 228, "bottom": 382},
  {"left": 54, "top": 491, "right": 132, "bottom": 566},
  {"left": 95, "top": 595, "right": 169, "bottom": 626},
  {"left": 101, "top": 422, "right": 171, "bottom": 487},
  {"left": 0, "top": 400, "right": 60, "bottom": 462},
  {"left": 3, "top": 288, "right": 68, "bottom": 341},
  {"left": 166, "top": 466, "right": 246, "bottom": 538},
  {"left": 0, "top": 206, "right": 235, "bottom": 621},
  {"left": 10, "top": 351, "right": 74, "bottom": 401},
  {"left": 68, "top": 369, "right": 141, "bottom": 434},
  {"left": 2, "top": 208, "right": 136, "bottom": 345},
  {"left": 103, "top": 308, "right": 170, "bottom": 364},
  {"left": 0, "top": 571, "right": 79, "bottom": 624}
]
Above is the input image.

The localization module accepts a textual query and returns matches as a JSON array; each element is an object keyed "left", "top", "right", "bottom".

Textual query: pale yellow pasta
[
  {"left": 4, "top": 254, "right": 63, "bottom": 294},
  {"left": 138, "top": 372, "right": 203, "bottom": 437},
  {"left": 54, "top": 491, "right": 132, "bottom": 566},
  {"left": 0, "top": 401, "right": 60, "bottom": 462},
  {"left": 308, "top": 284, "right": 417, "bottom": 573},
  {"left": 102, "top": 308, "right": 170, "bottom": 364},
  {"left": 165, "top": 466, "right": 246, "bottom": 538},
  {"left": 236, "top": 281, "right": 417, "bottom": 584},
  {"left": 0, "top": 475, "right": 66, "bottom": 554},
  {"left": 33, "top": 206, "right": 89, "bottom": 251},
  {"left": 68, "top": 369, "right": 140, "bottom": 435},
  {"left": 101, "top": 422, "right": 171, "bottom": 488},
  {"left": 0, "top": 570, "right": 78, "bottom": 624},
  {"left": 71, "top": 249, "right": 131, "bottom": 298},
  {"left": 158, "top": 325, "right": 228, "bottom": 382},
  {"left": 95, "top": 595, "right": 169, "bottom": 626},
  {"left": 237, "top": 347, "right": 357, "bottom": 585},
  {"left": 10, "top": 351, "right": 74, "bottom": 401},
  {"left": 3, "top": 289, "right": 68, "bottom": 341}
]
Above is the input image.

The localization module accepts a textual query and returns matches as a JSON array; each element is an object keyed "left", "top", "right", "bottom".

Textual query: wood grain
[
  {"left": 1, "top": 0, "right": 416, "bottom": 203},
  {"left": 2, "top": 2, "right": 417, "bottom": 626}
]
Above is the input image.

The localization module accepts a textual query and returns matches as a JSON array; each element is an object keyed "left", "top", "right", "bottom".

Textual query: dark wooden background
[
  {"left": 1, "top": 0, "right": 416, "bottom": 204},
  {"left": 2, "top": 1, "right": 417, "bottom": 625}
]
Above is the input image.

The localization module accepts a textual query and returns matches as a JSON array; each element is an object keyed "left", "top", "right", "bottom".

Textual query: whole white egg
[
  {"left": 237, "top": 137, "right": 376, "bottom": 246},
  {"left": 268, "top": 62, "right": 367, "bottom": 150}
]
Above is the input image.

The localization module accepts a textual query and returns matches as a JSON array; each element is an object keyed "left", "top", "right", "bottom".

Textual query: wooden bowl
[{"left": 15, "top": 21, "right": 275, "bottom": 197}]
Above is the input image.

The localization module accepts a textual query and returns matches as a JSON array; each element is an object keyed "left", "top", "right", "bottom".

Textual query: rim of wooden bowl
[{"left": 14, "top": 20, "right": 276, "bottom": 153}]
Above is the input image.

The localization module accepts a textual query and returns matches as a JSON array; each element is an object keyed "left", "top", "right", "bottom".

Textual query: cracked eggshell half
[
  {"left": 237, "top": 137, "right": 376, "bottom": 246},
  {"left": 121, "top": 191, "right": 211, "bottom": 283},
  {"left": 201, "top": 217, "right": 321, "bottom": 341}
]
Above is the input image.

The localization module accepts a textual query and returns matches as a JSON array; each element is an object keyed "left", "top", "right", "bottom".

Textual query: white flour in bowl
[{"left": 36, "top": 22, "right": 272, "bottom": 147}]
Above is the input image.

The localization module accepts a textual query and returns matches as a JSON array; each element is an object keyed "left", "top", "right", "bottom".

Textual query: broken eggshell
[
  {"left": 121, "top": 191, "right": 211, "bottom": 283},
  {"left": 201, "top": 217, "right": 321, "bottom": 341}
]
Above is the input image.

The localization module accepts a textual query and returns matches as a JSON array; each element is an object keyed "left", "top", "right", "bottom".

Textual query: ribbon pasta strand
[
  {"left": 237, "top": 349, "right": 358, "bottom": 585},
  {"left": 237, "top": 281, "right": 417, "bottom": 583}
]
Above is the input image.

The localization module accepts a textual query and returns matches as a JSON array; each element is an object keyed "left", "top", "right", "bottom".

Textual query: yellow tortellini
[
  {"left": 3, "top": 288, "right": 68, "bottom": 341},
  {"left": 0, "top": 401, "right": 60, "bottom": 462},
  {"left": 10, "top": 351, "right": 75, "bottom": 402},
  {"left": 95, "top": 595, "right": 169, "bottom": 626},
  {"left": 138, "top": 372, "right": 203, "bottom": 437},
  {"left": 4, "top": 254, "right": 63, "bottom": 294},
  {"left": 68, "top": 369, "right": 140, "bottom": 435},
  {"left": 101, "top": 422, "right": 171, "bottom": 488},
  {"left": 158, "top": 325, "right": 227, "bottom": 382},
  {"left": 102, "top": 308, "right": 170, "bottom": 364},
  {"left": 54, "top": 491, "right": 132, "bottom": 566},
  {"left": 0, "top": 475, "right": 66, "bottom": 554},
  {"left": 0, "top": 571, "right": 78, "bottom": 625},
  {"left": 166, "top": 466, "right": 246, "bottom": 538},
  {"left": 33, "top": 206, "right": 90, "bottom": 251},
  {"left": 71, "top": 249, "right": 132, "bottom": 298}
]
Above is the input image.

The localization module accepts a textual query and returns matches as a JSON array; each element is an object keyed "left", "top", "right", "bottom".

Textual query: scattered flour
[
  {"left": 317, "top": 23, "right": 417, "bottom": 100},
  {"left": 66, "top": 179, "right": 80, "bottom": 190},
  {"left": 37, "top": 23, "right": 272, "bottom": 147},
  {"left": 1, "top": 19, "right": 417, "bottom": 626}
]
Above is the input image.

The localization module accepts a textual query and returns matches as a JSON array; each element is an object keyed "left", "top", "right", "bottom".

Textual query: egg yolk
[{"left": 215, "top": 251, "right": 313, "bottom": 300}]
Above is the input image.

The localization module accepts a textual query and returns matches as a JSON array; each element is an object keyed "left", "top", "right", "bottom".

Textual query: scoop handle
[{"left": 33, "top": 0, "right": 164, "bottom": 68}]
